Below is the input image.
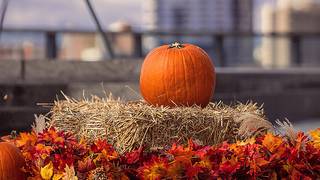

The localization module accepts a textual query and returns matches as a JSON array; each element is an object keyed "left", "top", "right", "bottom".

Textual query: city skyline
[
  {"left": 0, "top": 0, "right": 282, "bottom": 32},
  {"left": 2, "top": 0, "right": 320, "bottom": 32}
]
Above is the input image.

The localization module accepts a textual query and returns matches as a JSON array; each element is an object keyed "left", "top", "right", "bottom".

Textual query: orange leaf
[
  {"left": 262, "top": 133, "right": 283, "bottom": 153},
  {"left": 138, "top": 157, "right": 168, "bottom": 180},
  {"left": 309, "top": 128, "right": 320, "bottom": 148},
  {"left": 16, "top": 132, "right": 37, "bottom": 148}
]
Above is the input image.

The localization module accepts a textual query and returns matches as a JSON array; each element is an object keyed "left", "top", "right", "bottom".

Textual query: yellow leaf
[
  {"left": 40, "top": 162, "right": 54, "bottom": 180},
  {"left": 237, "top": 137, "right": 256, "bottom": 146},
  {"left": 310, "top": 128, "right": 320, "bottom": 147},
  {"left": 195, "top": 158, "right": 212, "bottom": 169},
  {"left": 63, "top": 165, "right": 78, "bottom": 180},
  {"left": 53, "top": 173, "right": 64, "bottom": 180}
]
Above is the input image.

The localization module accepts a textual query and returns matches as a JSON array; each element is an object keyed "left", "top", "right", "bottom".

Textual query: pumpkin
[
  {"left": 0, "top": 142, "right": 26, "bottom": 180},
  {"left": 140, "top": 42, "right": 216, "bottom": 107}
]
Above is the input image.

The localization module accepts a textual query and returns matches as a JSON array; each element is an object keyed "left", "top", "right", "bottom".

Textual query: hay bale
[{"left": 49, "top": 95, "right": 273, "bottom": 153}]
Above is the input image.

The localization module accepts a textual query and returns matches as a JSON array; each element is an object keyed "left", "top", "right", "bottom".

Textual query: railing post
[
  {"left": 45, "top": 32, "right": 57, "bottom": 60},
  {"left": 0, "top": 0, "right": 9, "bottom": 40},
  {"left": 214, "top": 35, "right": 226, "bottom": 67},
  {"left": 133, "top": 32, "right": 143, "bottom": 58},
  {"left": 291, "top": 34, "right": 302, "bottom": 66},
  {"left": 19, "top": 47, "right": 25, "bottom": 80},
  {"left": 85, "top": 0, "right": 114, "bottom": 59}
]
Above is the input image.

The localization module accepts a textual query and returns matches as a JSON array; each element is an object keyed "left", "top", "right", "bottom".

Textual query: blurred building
[
  {"left": 59, "top": 33, "right": 100, "bottom": 61},
  {"left": 59, "top": 21, "right": 135, "bottom": 61},
  {"left": 0, "top": 44, "right": 22, "bottom": 60},
  {"left": 142, "top": 0, "right": 254, "bottom": 66},
  {"left": 143, "top": 0, "right": 252, "bottom": 32},
  {"left": 0, "top": 33, "right": 45, "bottom": 60},
  {"left": 0, "top": 43, "right": 44, "bottom": 60},
  {"left": 256, "top": 0, "right": 320, "bottom": 67},
  {"left": 109, "top": 21, "right": 135, "bottom": 58}
]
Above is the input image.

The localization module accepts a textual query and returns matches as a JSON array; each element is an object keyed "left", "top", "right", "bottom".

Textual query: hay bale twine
[{"left": 49, "top": 96, "right": 272, "bottom": 153}]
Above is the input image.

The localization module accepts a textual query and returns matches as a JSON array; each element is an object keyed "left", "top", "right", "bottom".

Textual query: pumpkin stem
[
  {"left": 10, "top": 130, "right": 17, "bottom": 139},
  {"left": 168, "top": 42, "right": 184, "bottom": 49}
]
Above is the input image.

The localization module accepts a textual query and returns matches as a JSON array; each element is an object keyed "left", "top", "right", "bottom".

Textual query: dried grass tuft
[
  {"left": 49, "top": 95, "right": 273, "bottom": 153},
  {"left": 275, "top": 119, "right": 297, "bottom": 142}
]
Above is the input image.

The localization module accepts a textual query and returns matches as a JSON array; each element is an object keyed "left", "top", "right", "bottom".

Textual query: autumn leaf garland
[{"left": 12, "top": 127, "right": 320, "bottom": 179}]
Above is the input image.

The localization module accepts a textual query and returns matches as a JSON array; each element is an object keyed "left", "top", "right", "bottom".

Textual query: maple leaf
[
  {"left": 240, "top": 137, "right": 256, "bottom": 145},
  {"left": 229, "top": 143, "right": 245, "bottom": 155},
  {"left": 195, "top": 158, "right": 212, "bottom": 169},
  {"left": 52, "top": 153, "right": 75, "bottom": 171},
  {"left": 290, "top": 168, "right": 313, "bottom": 180},
  {"left": 40, "top": 162, "right": 54, "bottom": 180},
  {"left": 78, "top": 157, "right": 96, "bottom": 173},
  {"left": 35, "top": 143, "right": 53, "bottom": 159},
  {"left": 309, "top": 128, "right": 320, "bottom": 148},
  {"left": 166, "top": 155, "right": 194, "bottom": 179},
  {"left": 194, "top": 146, "right": 212, "bottom": 160},
  {"left": 262, "top": 133, "right": 283, "bottom": 153},
  {"left": 124, "top": 147, "right": 143, "bottom": 164},
  {"left": 186, "top": 165, "right": 202, "bottom": 178},
  {"left": 63, "top": 165, "right": 78, "bottom": 180},
  {"left": 168, "top": 143, "right": 194, "bottom": 159},
  {"left": 38, "top": 128, "right": 57, "bottom": 142},
  {"left": 167, "top": 160, "right": 185, "bottom": 179},
  {"left": 16, "top": 132, "right": 37, "bottom": 148},
  {"left": 218, "top": 158, "right": 241, "bottom": 175},
  {"left": 101, "top": 149, "right": 119, "bottom": 161},
  {"left": 91, "top": 139, "right": 113, "bottom": 153}
]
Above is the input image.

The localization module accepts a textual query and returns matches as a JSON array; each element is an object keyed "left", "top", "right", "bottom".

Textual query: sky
[
  {"left": 1, "top": 0, "right": 143, "bottom": 30},
  {"left": 2, "top": 0, "right": 319, "bottom": 31},
  {"left": 1, "top": 0, "right": 269, "bottom": 31}
]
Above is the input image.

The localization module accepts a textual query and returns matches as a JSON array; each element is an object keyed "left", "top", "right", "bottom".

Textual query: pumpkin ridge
[
  {"left": 4, "top": 145, "right": 12, "bottom": 178},
  {"left": 0, "top": 142, "right": 25, "bottom": 179},
  {"left": 173, "top": 48, "right": 178, "bottom": 103},
  {"left": 149, "top": 48, "right": 165, "bottom": 105},
  {"left": 177, "top": 48, "right": 188, "bottom": 104},
  {"left": 155, "top": 49, "right": 168, "bottom": 104},
  {"left": 142, "top": 47, "right": 163, "bottom": 105},
  {"left": 7, "top": 146, "right": 15, "bottom": 177},
  {"left": 181, "top": 48, "right": 190, "bottom": 106},
  {"left": 185, "top": 48, "right": 198, "bottom": 104},
  {"left": 162, "top": 48, "right": 170, "bottom": 105},
  {"left": 0, "top": 149, "right": 3, "bottom": 179}
]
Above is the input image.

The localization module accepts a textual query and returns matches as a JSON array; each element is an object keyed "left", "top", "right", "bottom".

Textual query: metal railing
[{"left": 1, "top": 28, "right": 320, "bottom": 67}]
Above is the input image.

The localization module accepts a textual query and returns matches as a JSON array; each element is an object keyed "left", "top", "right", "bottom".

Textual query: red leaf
[
  {"left": 78, "top": 158, "right": 96, "bottom": 172},
  {"left": 186, "top": 166, "right": 202, "bottom": 178},
  {"left": 124, "top": 147, "right": 143, "bottom": 164}
]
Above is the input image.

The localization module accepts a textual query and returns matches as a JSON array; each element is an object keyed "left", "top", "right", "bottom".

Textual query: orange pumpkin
[
  {"left": 140, "top": 42, "right": 216, "bottom": 107},
  {"left": 0, "top": 142, "right": 26, "bottom": 180}
]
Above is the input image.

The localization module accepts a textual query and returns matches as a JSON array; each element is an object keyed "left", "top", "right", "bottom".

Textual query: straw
[{"left": 49, "top": 95, "right": 272, "bottom": 153}]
